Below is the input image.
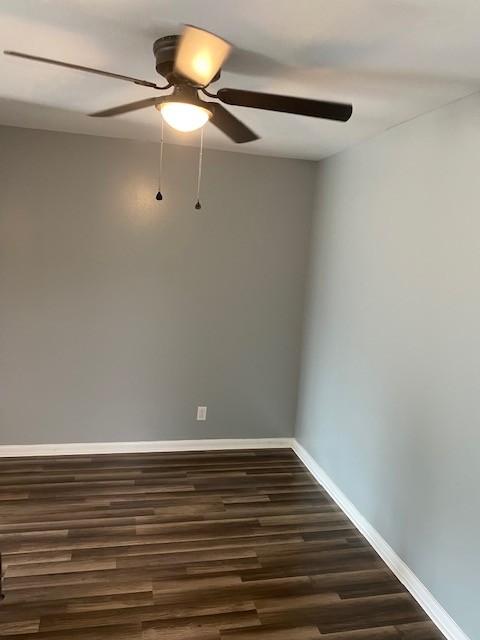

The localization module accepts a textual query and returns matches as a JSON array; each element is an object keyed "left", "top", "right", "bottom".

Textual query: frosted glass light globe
[{"left": 160, "top": 102, "right": 211, "bottom": 132}]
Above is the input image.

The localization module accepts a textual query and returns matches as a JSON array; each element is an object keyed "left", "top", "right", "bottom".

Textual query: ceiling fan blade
[
  {"left": 208, "top": 102, "right": 259, "bottom": 143},
  {"left": 89, "top": 97, "right": 163, "bottom": 117},
  {"left": 217, "top": 88, "right": 353, "bottom": 122},
  {"left": 3, "top": 50, "right": 168, "bottom": 90},
  {"left": 174, "top": 25, "right": 231, "bottom": 86}
]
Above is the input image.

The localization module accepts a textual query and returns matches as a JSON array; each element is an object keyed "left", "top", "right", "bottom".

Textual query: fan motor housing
[{"left": 153, "top": 35, "right": 221, "bottom": 86}]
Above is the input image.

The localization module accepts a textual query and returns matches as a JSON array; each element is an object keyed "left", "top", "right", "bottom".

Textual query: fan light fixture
[
  {"left": 4, "top": 24, "right": 353, "bottom": 145},
  {"left": 159, "top": 101, "right": 212, "bottom": 132}
]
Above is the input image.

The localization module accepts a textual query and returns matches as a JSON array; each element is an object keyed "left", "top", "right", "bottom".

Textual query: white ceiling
[{"left": 1, "top": 0, "right": 479, "bottom": 160}]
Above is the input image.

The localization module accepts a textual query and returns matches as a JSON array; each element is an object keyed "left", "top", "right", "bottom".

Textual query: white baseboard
[
  {"left": 292, "top": 439, "right": 470, "bottom": 640},
  {"left": 0, "top": 437, "right": 295, "bottom": 458}
]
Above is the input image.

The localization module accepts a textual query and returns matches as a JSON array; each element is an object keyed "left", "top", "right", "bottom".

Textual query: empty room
[{"left": 0, "top": 2, "right": 478, "bottom": 639}]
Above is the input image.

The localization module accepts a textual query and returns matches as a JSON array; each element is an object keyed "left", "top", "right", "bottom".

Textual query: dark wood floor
[{"left": 0, "top": 448, "right": 444, "bottom": 639}]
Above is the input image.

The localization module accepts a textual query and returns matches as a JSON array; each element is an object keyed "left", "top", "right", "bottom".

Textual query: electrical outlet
[{"left": 196, "top": 406, "right": 207, "bottom": 421}]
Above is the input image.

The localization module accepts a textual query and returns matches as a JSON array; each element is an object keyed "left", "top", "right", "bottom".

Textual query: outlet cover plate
[{"left": 196, "top": 406, "right": 207, "bottom": 421}]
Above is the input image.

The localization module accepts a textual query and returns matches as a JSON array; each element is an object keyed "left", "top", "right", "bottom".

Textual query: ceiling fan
[{"left": 4, "top": 25, "right": 353, "bottom": 144}]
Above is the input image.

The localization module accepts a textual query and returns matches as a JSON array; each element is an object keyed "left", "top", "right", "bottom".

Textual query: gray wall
[
  {"left": 0, "top": 125, "right": 315, "bottom": 445},
  {"left": 296, "top": 92, "right": 480, "bottom": 639}
]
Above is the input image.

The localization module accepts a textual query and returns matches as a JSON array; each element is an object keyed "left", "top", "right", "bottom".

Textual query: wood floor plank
[{"left": 0, "top": 449, "right": 444, "bottom": 639}]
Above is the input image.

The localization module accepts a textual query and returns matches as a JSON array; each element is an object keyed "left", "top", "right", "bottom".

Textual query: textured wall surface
[
  {"left": 296, "top": 93, "right": 480, "bottom": 639},
  {"left": 0, "top": 125, "right": 315, "bottom": 444}
]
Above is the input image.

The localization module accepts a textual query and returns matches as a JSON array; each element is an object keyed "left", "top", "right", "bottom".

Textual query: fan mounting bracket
[{"left": 153, "top": 35, "right": 221, "bottom": 87}]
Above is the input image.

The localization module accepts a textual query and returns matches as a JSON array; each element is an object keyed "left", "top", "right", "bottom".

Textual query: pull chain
[
  {"left": 156, "top": 117, "right": 164, "bottom": 201},
  {"left": 195, "top": 127, "right": 204, "bottom": 210}
]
